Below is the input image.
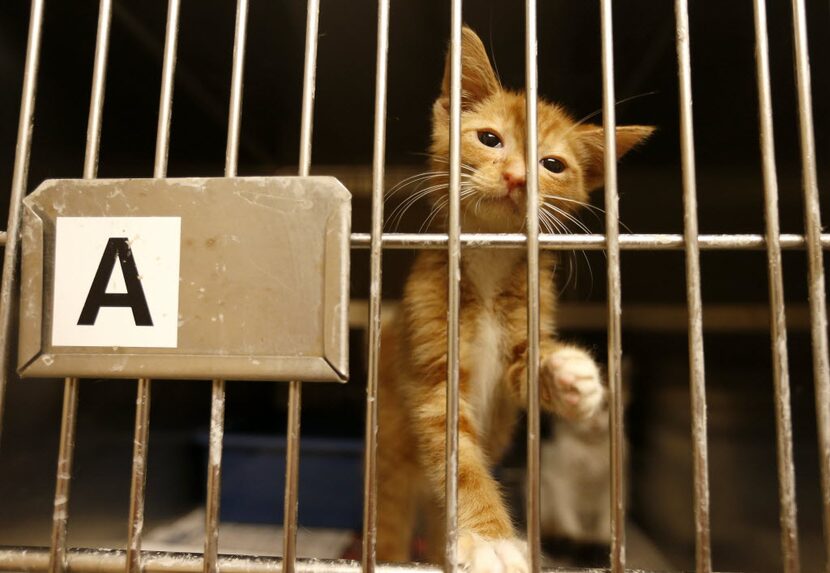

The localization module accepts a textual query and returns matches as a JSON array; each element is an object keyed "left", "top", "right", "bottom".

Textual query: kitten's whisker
[
  {"left": 421, "top": 197, "right": 449, "bottom": 232},
  {"left": 385, "top": 171, "right": 448, "bottom": 203},
  {"left": 423, "top": 189, "right": 476, "bottom": 232},
  {"left": 415, "top": 153, "right": 478, "bottom": 174},
  {"left": 386, "top": 184, "right": 447, "bottom": 231},
  {"left": 545, "top": 203, "right": 595, "bottom": 237},
  {"left": 545, "top": 195, "right": 605, "bottom": 216},
  {"left": 540, "top": 210, "right": 576, "bottom": 293},
  {"left": 541, "top": 205, "right": 589, "bottom": 292},
  {"left": 545, "top": 205, "right": 595, "bottom": 293},
  {"left": 386, "top": 171, "right": 447, "bottom": 193},
  {"left": 544, "top": 194, "right": 633, "bottom": 233}
]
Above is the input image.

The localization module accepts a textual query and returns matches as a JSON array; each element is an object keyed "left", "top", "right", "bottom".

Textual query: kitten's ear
[
  {"left": 439, "top": 26, "right": 500, "bottom": 109},
  {"left": 579, "top": 125, "right": 655, "bottom": 191}
]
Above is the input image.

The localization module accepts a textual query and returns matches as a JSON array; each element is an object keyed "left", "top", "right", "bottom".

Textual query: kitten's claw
[
  {"left": 456, "top": 532, "right": 528, "bottom": 573},
  {"left": 541, "top": 346, "right": 605, "bottom": 421}
]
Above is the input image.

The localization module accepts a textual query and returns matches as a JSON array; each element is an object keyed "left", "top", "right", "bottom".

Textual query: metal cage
[{"left": 0, "top": 1, "right": 828, "bottom": 572}]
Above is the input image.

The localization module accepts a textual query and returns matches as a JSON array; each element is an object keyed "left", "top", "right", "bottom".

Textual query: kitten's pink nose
[{"left": 503, "top": 169, "right": 526, "bottom": 193}]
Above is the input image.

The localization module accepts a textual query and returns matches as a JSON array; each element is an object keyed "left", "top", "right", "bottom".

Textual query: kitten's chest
[
  {"left": 463, "top": 250, "right": 520, "bottom": 433},
  {"left": 463, "top": 249, "right": 523, "bottom": 302}
]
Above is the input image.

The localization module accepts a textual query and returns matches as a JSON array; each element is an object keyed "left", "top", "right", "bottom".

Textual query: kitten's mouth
[{"left": 487, "top": 189, "right": 524, "bottom": 211}]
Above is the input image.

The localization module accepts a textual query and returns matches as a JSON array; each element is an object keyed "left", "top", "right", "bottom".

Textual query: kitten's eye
[
  {"left": 541, "top": 157, "right": 566, "bottom": 174},
  {"left": 477, "top": 130, "right": 503, "bottom": 148}
]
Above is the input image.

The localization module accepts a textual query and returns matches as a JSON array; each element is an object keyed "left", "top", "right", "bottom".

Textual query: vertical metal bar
[
  {"left": 154, "top": 0, "right": 181, "bottom": 181},
  {"left": 752, "top": 1, "right": 800, "bottom": 571},
  {"left": 125, "top": 377, "right": 151, "bottom": 573},
  {"left": 204, "top": 2, "right": 249, "bottom": 572},
  {"left": 361, "top": 0, "right": 390, "bottom": 569},
  {"left": 49, "top": 2, "right": 113, "bottom": 572},
  {"left": 125, "top": 2, "right": 182, "bottom": 572},
  {"left": 82, "top": 0, "right": 113, "bottom": 182},
  {"left": 598, "top": 1, "right": 625, "bottom": 571},
  {"left": 282, "top": 383, "right": 301, "bottom": 573},
  {"left": 523, "top": 2, "right": 541, "bottom": 572},
  {"left": 0, "top": 0, "right": 45, "bottom": 445},
  {"left": 445, "top": 1, "right": 462, "bottom": 571},
  {"left": 296, "top": 0, "right": 319, "bottom": 178},
  {"left": 47, "top": 378, "right": 79, "bottom": 573},
  {"left": 223, "top": 0, "right": 248, "bottom": 180},
  {"left": 203, "top": 380, "right": 225, "bottom": 573},
  {"left": 282, "top": 1, "right": 319, "bottom": 571},
  {"left": 674, "top": 1, "right": 712, "bottom": 571},
  {"left": 790, "top": 0, "right": 830, "bottom": 568}
]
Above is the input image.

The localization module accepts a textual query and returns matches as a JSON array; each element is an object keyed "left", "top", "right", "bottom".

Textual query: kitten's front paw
[
  {"left": 456, "top": 532, "right": 528, "bottom": 573},
  {"left": 540, "top": 346, "right": 605, "bottom": 421}
]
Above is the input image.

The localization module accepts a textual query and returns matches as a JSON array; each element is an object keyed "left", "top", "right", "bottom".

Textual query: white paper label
[{"left": 51, "top": 217, "right": 181, "bottom": 348}]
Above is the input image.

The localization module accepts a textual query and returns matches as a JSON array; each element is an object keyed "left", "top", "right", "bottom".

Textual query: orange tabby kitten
[{"left": 376, "top": 27, "right": 652, "bottom": 571}]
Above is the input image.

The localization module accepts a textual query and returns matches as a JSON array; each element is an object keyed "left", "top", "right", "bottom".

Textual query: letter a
[{"left": 77, "top": 237, "right": 153, "bottom": 326}]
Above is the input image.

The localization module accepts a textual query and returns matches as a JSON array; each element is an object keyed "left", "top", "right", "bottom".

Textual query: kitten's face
[{"left": 429, "top": 28, "right": 653, "bottom": 233}]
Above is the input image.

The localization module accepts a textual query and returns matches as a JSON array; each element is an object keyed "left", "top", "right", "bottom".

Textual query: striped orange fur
[{"left": 375, "top": 27, "right": 652, "bottom": 570}]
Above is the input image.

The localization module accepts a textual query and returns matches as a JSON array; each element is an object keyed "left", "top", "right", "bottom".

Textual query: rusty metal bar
[
  {"left": 204, "top": 2, "right": 250, "bottom": 571},
  {"left": 675, "top": 1, "right": 712, "bottom": 571},
  {"left": 444, "top": 1, "right": 462, "bottom": 571},
  {"left": 523, "top": 0, "right": 542, "bottom": 571},
  {"left": 125, "top": 2, "right": 182, "bottom": 571},
  {"left": 49, "top": 2, "right": 113, "bottom": 572},
  {"left": 0, "top": 0, "right": 45, "bottom": 445},
  {"left": 752, "top": 0, "right": 800, "bottom": 571},
  {"left": 347, "top": 232, "right": 830, "bottom": 251},
  {"left": 599, "top": 0, "right": 625, "bottom": 571},
  {"left": 361, "top": 0, "right": 390, "bottom": 569},
  {"left": 790, "top": 0, "right": 830, "bottom": 568}
]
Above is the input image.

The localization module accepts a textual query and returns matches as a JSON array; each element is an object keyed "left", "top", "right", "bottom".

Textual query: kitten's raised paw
[
  {"left": 541, "top": 346, "right": 605, "bottom": 421},
  {"left": 456, "top": 532, "right": 528, "bottom": 573}
]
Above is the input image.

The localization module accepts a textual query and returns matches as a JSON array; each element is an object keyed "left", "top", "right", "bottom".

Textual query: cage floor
[
  {"left": 142, "top": 508, "right": 674, "bottom": 570},
  {"left": 144, "top": 508, "right": 355, "bottom": 558}
]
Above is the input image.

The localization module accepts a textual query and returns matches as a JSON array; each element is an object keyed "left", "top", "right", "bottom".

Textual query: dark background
[{"left": 0, "top": 1, "right": 829, "bottom": 571}]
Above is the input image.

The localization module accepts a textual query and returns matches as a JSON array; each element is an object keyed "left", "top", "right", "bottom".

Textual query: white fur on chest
[
  {"left": 464, "top": 250, "right": 521, "bottom": 435},
  {"left": 469, "top": 311, "right": 503, "bottom": 435}
]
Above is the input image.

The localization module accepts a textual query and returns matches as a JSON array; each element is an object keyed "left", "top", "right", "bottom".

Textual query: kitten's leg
[
  {"left": 507, "top": 341, "right": 605, "bottom": 421},
  {"left": 422, "top": 496, "right": 445, "bottom": 564},
  {"left": 411, "top": 384, "right": 528, "bottom": 572},
  {"left": 376, "top": 371, "right": 421, "bottom": 562},
  {"left": 376, "top": 426, "right": 419, "bottom": 561}
]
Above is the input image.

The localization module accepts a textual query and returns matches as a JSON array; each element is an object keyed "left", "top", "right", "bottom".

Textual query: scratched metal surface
[{"left": 17, "top": 176, "right": 351, "bottom": 382}]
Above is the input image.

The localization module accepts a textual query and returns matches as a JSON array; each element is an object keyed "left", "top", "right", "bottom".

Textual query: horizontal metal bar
[
  {"left": 349, "top": 232, "right": 830, "bottom": 250},
  {"left": 0, "top": 547, "right": 686, "bottom": 573},
  {"left": 7, "top": 229, "right": 825, "bottom": 252},
  {"left": 5, "top": 229, "right": 826, "bottom": 252},
  {"left": 348, "top": 300, "right": 819, "bottom": 333}
]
